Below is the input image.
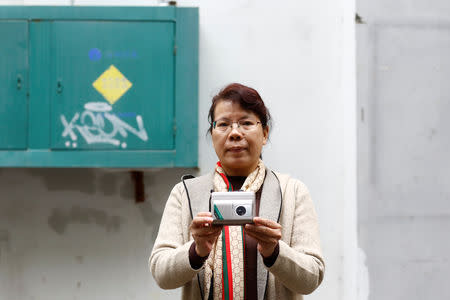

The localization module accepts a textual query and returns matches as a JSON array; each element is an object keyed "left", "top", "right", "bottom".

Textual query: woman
[{"left": 150, "top": 83, "right": 324, "bottom": 300}]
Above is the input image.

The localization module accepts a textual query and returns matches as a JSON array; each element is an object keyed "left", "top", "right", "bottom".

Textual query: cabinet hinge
[{"left": 173, "top": 45, "right": 177, "bottom": 56}]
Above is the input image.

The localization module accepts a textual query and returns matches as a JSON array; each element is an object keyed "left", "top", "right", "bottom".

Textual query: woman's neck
[{"left": 220, "top": 162, "right": 258, "bottom": 177}]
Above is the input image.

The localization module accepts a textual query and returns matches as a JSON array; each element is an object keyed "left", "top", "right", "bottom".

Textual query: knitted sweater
[{"left": 149, "top": 169, "right": 325, "bottom": 300}]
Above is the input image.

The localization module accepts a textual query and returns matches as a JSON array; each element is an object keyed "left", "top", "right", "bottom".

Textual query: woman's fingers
[
  {"left": 246, "top": 217, "right": 282, "bottom": 240},
  {"left": 192, "top": 218, "right": 213, "bottom": 226},
  {"left": 245, "top": 220, "right": 282, "bottom": 258},
  {"left": 245, "top": 228, "right": 278, "bottom": 243},
  {"left": 245, "top": 224, "right": 281, "bottom": 239},
  {"left": 190, "top": 213, "right": 222, "bottom": 241},
  {"left": 190, "top": 212, "right": 216, "bottom": 228},
  {"left": 191, "top": 215, "right": 283, "bottom": 258},
  {"left": 252, "top": 217, "right": 282, "bottom": 229},
  {"left": 192, "top": 226, "right": 222, "bottom": 238},
  {"left": 195, "top": 232, "right": 220, "bottom": 244},
  {"left": 189, "top": 212, "right": 223, "bottom": 257},
  {"left": 193, "top": 227, "right": 222, "bottom": 257}
]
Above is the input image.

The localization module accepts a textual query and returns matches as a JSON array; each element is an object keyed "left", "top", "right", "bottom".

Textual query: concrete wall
[
  {"left": 0, "top": 1, "right": 357, "bottom": 299},
  {"left": 357, "top": 1, "right": 450, "bottom": 299}
]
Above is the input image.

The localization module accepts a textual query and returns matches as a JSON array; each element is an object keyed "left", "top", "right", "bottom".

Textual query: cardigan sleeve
[
  {"left": 149, "top": 183, "right": 201, "bottom": 289},
  {"left": 267, "top": 179, "right": 325, "bottom": 295}
]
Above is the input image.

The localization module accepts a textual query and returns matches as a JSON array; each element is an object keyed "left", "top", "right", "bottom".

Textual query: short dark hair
[{"left": 208, "top": 83, "right": 272, "bottom": 134}]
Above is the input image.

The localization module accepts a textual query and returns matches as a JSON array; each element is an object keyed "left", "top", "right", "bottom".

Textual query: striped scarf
[{"left": 203, "top": 159, "right": 266, "bottom": 300}]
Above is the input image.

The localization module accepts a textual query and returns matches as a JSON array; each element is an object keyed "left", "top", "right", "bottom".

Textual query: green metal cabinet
[
  {"left": 0, "top": 6, "right": 198, "bottom": 167},
  {"left": 0, "top": 21, "right": 28, "bottom": 149}
]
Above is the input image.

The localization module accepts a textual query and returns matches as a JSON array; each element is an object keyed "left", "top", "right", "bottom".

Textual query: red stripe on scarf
[
  {"left": 217, "top": 160, "right": 236, "bottom": 299},
  {"left": 224, "top": 226, "right": 234, "bottom": 300},
  {"left": 217, "top": 161, "right": 233, "bottom": 192},
  {"left": 222, "top": 271, "right": 225, "bottom": 300},
  {"left": 242, "top": 227, "right": 246, "bottom": 299}
]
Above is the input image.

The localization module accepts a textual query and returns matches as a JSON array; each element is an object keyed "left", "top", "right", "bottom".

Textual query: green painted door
[
  {"left": 50, "top": 21, "right": 175, "bottom": 150},
  {"left": 0, "top": 21, "right": 28, "bottom": 149}
]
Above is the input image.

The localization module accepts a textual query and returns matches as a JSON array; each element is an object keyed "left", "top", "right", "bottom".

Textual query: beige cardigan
[{"left": 149, "top": 169, "right": 325, "bottom": 300}]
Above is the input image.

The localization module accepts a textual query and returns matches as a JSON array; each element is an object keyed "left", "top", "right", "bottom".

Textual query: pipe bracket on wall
[{"left": 131, "top": 171, "right": 145, "bottom": 203}]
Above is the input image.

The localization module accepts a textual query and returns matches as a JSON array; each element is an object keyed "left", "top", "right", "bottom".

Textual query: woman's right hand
[{"left": 189, "top": 212, "right": 222, "bottom": 257}]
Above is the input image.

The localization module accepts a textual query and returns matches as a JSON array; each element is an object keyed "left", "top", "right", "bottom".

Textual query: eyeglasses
[{"left": 212, "top": 119, "right": 262, "bottom": 133}]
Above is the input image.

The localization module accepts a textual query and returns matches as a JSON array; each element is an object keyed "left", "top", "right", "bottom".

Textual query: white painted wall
[{"left": 0, "top": 1, "right": 356, "bottom": 299}]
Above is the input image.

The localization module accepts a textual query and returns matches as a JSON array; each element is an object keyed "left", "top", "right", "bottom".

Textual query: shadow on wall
[
  {"left": 48, "top": 205, "right": 124, "bottom": 235},
  {"left": 1, "top": 168, "right": 198, "bottom": 239}
]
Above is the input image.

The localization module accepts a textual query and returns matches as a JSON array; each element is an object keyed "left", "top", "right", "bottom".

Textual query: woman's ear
[{"left": 262, "top": 126, "right": 269, "bottom": 145}]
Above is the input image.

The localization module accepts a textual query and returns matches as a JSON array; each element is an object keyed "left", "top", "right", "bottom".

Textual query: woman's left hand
[{"left": 244, "top": 217, "right": 282, "bottom": 258}]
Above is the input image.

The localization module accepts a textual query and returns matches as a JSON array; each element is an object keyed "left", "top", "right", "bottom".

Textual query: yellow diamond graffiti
[{"left": 92, "top": 65, "right": 132, "bottom": 105}]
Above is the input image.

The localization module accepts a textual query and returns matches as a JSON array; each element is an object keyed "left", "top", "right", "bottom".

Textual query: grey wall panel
[
  {"left": 372, "top": 25, "right": 450, "bottom": 217},
  {"left": 357, "top": 2, "right": 450, "bottom": 300},
  {"left": 358, "top": 1, "right": 450, "bottom": 21}
]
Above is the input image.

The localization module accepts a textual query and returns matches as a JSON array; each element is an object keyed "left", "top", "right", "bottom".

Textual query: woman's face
[{"left": 212, "top": 100, "right": 269, "bottom": 176}]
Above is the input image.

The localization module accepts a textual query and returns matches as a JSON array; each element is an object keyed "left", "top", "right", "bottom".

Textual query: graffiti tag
[{"left": 61, "top": 102, "right": 148, "bottom": 149}]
